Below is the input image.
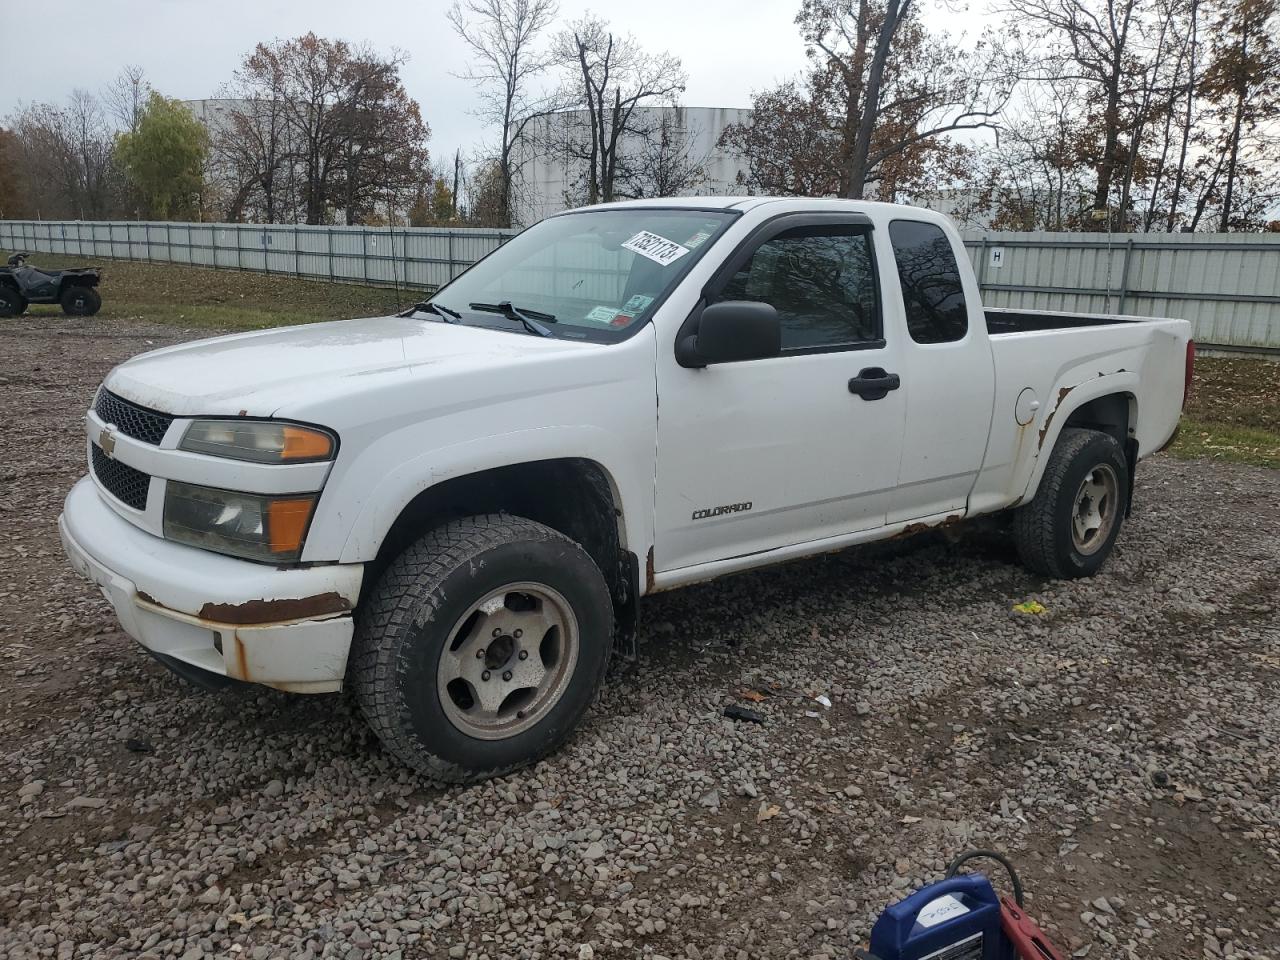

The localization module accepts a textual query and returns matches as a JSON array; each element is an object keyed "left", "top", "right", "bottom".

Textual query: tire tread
[
  {"left": 1013, "top": 427, "right": 1117, "bottom": 578},
  {"left": 350, "top": 513, "right": 611, "bottom": 783}
]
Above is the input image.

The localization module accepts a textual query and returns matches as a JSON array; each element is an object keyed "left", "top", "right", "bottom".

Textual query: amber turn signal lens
[
  {"left": 267, "top": 497, "right": 317, "bottom": 555},
  {"left": 281, "top": 425, "right": 335, "bottom": 461}
]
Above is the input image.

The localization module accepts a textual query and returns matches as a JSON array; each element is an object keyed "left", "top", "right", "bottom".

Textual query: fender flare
[
  {"left": 1014, "top": 372, "right": 1140, "bottom": 506},
  {"left": 330, "top": 426, "right": 645, "bottom": 566}
]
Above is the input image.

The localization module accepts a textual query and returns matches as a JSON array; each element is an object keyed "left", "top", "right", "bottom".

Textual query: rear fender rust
[
  {"left": 1037, "top": 384, "right": 1076, "bottom": 450},
  {"left": 1035, "top": 369, "right": 1133, "bottom": 453}
]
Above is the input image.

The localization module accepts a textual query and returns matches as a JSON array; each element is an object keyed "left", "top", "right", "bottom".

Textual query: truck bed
[{"left": 985, "top": 307, "right": 1135, "bottom": 335}]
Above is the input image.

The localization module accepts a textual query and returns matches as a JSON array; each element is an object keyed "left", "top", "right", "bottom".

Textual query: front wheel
[
  {"left": 0, "top": 285, "right": 26, "bottom": 317},
  {"left": 1013, "top": 427, "right": 1129, "bottom": 578},
  {"left": 350, "top": 514, "right": 614, "bottom": 783},
  {"left": 60, "top": 286, "right": 101, "bottom": 316}
]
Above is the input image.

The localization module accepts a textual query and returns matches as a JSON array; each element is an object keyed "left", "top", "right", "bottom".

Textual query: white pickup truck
[{"left": 61, "top": 198, "right": 1194, "bottom": 781}]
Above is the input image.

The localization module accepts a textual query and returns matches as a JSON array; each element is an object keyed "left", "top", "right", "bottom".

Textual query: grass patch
[
  {"left": 1168, "top": 417, "right": 1280, "bottom": 469},
  {"left": 1184, "top": 355, "right": 1280, "bottom": 432},
  {"left": 2, "top": 252, "right": 410, "bottom": 330},
  {"left": 1167, "top": 356, "right": 1280, "bottom": 468}
]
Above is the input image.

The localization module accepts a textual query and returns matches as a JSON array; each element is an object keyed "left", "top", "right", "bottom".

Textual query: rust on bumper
[{"left": 197, "top": 591, "right": 352, "bottom": 625}]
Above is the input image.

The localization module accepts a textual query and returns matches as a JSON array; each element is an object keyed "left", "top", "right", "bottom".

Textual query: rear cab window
[{"left": 888, "top": 220, "right": 968, "bottom": 344}]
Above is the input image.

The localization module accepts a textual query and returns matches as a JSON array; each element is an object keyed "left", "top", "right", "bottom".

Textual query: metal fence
[
  {"left": 960, "top": 231, "right": 1280, "bottom": 351},
  {"left": 2, "top": 219, "right": 1278, "bottom": 350},
  {"left": 0, "top": 220, "right": 517, "bottom": 290}
]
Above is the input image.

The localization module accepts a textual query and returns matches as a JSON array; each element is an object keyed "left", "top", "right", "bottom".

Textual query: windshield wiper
[
  {"left": 469, "top": 301, "right": 556, "bottom": 337},
  {"left": 403, "top": 300, "right": 461, "bottom": 322}
]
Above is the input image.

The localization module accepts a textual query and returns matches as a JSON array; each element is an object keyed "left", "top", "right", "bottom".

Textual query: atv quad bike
[{"left": 0, "top": 253, "right": 102, "bottom": 317}]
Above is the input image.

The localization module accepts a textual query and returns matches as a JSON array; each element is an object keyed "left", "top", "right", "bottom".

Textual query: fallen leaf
[
  {"left": 756, "top": 803, "right": 782, "bottom": 823},
  {"left": 740, "top": 689, "right": 768, "bottom": 703}
]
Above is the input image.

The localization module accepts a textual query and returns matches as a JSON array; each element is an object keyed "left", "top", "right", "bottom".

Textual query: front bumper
[{"left": 59, "top": 477, "right": 364, "bottom": 693}]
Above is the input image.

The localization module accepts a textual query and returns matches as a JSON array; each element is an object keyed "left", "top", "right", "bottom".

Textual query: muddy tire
[
  {"left": 0, "top": 285, "right": 25, "bottom": 317},
  {"left": 1013, "top": 427, "right": 1129, "bottom": 579},
  {"left": 350, "top": 514, "right": 613, "bottom": 783},
  {"left": 60, "top": 286, "right": 101, "bottom": 316}
]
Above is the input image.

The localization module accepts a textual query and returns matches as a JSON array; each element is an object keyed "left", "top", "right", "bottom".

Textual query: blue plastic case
[{"left": 867, "top": 874, "right": 1012, "bottom": 960}]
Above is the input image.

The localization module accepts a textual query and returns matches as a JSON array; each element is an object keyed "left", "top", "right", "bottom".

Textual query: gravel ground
[{"left": 1, "top": 316, "right": 1278, "bottom": 960}]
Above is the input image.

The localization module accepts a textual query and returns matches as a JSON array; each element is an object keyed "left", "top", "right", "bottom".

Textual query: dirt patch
[{"left": 0, "top": 315, "right": 1277, "bottom": 959}]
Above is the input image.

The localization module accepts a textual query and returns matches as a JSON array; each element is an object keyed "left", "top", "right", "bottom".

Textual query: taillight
[{"left": 1182, "top": 340, "right": 1196, "bottom": 409}]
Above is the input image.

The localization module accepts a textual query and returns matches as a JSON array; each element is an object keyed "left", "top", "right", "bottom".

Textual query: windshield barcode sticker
[{"left": 622, "top": 231, "right": 691, "bottom": 266}]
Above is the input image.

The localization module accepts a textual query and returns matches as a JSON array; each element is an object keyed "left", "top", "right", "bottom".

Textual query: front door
[{"left": 654, "top": 215, "right": 907, "bottom": 573}]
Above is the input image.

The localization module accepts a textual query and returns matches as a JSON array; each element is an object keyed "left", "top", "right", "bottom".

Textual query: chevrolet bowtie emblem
[{"left": 100, "top": 424, "right": 118, "bottom": 458}]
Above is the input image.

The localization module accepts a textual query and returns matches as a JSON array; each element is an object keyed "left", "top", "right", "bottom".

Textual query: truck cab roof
[{"left": 568, "top": 195, "right": 945, "bottom": 221}]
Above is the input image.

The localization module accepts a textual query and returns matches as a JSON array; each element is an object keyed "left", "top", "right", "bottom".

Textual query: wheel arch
[
  {"left": 358, "top": 457, "right": 640, "bottom": 640},
  {"left": 1018, "top": 377, "right": 1139, "bottom": 506}
]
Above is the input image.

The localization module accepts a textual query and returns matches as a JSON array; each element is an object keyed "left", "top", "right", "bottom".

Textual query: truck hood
[{"left": 105, "top": 315, "right": 600, "bottom": 417}]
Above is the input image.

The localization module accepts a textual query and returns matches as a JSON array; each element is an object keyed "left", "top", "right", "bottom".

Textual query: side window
[
  {"left": 888, "top": 220, "right": 968, "bottom": 344},
  {"left": 716, "top": 224, "right": 880, "bottom": 351}
]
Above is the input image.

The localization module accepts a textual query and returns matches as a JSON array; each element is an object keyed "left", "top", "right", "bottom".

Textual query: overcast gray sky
[
  {"left": 1, "top": 0, "right": 835, "bottom": 161},
  {"left": 4, "top": 1, "right": 994, "bottom": 162}
]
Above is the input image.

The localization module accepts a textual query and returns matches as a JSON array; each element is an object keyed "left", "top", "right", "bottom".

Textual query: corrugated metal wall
[
  {"left": 961, "top": 231, "right": 1280, "bottom": 350},
  {"left": 0, "top": 220, "right": 518, "bottom": 290},
  {"left": 3, "top": 219, "right": 1278, "bottom": 349}
]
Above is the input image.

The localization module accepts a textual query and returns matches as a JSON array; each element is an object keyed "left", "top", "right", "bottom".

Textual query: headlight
[
  {"left": 179, "top": 420, "right": 336, "bottom": 463},
  {"left": 163, "top": 481, "right": 318, "bottom": 563}
]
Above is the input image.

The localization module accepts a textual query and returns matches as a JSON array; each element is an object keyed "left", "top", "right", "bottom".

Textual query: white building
[{"left": 513, "top": 106, "right": 752, "bottom": 225}]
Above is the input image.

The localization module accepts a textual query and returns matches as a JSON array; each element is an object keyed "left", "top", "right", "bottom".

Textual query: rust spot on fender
[
  {"left": 197, "top": 592, "right": 351, "bottom": 625},
  {"left": 645, "top": 546, "right": 656, "bottom": 594},
  {"left": 1037, "top": 384, "right": 1076, "bottom": 450}
]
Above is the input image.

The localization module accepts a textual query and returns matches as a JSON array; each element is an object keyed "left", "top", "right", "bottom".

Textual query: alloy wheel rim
[
  {"left": 1072, "top": 464, "right": 1118, "bottom": 555},
  {"left": 436, "top": 581, "right": 580, "bottom": 740}
]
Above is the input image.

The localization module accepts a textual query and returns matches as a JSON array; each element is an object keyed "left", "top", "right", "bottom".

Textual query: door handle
[{"left": 848, "top": 367, "right": 901, "bottom": 401}]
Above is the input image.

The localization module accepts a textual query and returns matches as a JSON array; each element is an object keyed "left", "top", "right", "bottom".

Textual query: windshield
[{"left": 429, "top": 208, "right": 739, "bottom": 341}]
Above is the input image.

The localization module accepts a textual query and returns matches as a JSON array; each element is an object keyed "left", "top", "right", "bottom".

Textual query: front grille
[
  {"left": 91, "top": 444, "right": 151, "bottom": 511},
  {"left": 93, "top": 389, "right": 174, "bottom": 445}
]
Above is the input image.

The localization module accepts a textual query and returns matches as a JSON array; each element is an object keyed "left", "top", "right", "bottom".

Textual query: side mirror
[{"left": 676, "top": 300, "right": 782, "bottom": 367}]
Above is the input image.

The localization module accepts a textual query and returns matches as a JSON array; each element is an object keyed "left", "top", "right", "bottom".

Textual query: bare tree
[
  {"left": 800, "top": 0, "right": 1014, "bottom": 198},
  {"left": 103, "top": 65, "right": 151, "bottom": 134},
  {"left": 617, "top": 111, "right": 708, "bottom": 198},
  {"left": 0, "top": 127, "right": 28, "bottom": 219},
  {"left": 216, "top": 93, "right": 295, "bottom": 222},
  {"left": 449, "top": 0, "right": 560, "bottom": 227},
  {"left": 555, "top": 15, "right": 687, "bottom": 205},
  {"left": 218, "top": 34, "right": 430, "bottom": 224},
  {"left": 1003, "top": 0, "right": 1148, "bottom": 219},
  {"left": 7, "top": 91, "right": 119, "bottom": 219},
  {"left": 722, "top": 0, "right": 1014, "bottom": 201},
  {"left": 1201, "top": 0, "right": 1280, "bottom": 230},
  {"left": 332, "top": 52, "right": 432, "bottom": 223}
]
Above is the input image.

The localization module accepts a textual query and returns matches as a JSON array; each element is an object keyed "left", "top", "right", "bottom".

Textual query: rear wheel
[
  {"left": 0, "top": 285, "right": 26, "bottom": 317},
  {"left": 350, "top": 514, "right": 614, "bottom": 783},
  {"left": 60, "top": 286, "right": 101, "bottom": 316},
  {"left": 1013, "top": 427, "right": 1129, "bottom": 578}
]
